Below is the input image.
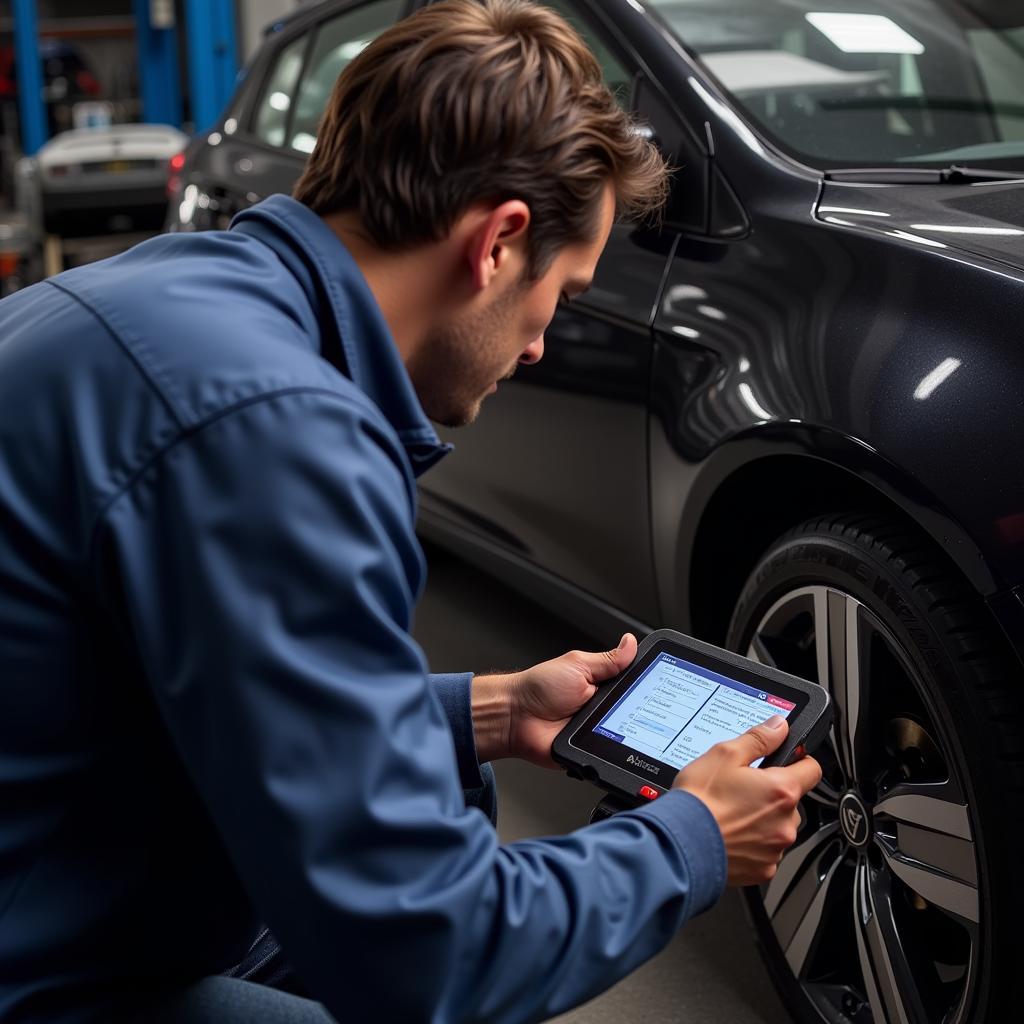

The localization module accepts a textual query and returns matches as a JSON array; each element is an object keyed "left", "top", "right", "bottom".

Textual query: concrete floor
[{"left": 414, "top": 542, "right": 794, "bottom": 1024}]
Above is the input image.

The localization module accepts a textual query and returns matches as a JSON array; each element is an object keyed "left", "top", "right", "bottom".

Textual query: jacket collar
[{"left": 231, "top": 195, "right": 450, "bottom": 477}]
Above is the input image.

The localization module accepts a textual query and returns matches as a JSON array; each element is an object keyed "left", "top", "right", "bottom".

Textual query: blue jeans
[
  {"left": 133, "top": 767, "right": 498, "bottom": 1022},
  {"left": 138, "top": 977, "right": 336, "bottom": 1023}
]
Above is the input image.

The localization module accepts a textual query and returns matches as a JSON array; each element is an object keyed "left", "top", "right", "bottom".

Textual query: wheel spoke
[
  {"left": 815, "top": 590, "right": 871, "bottom": 781},
  {"left": 805, "top": 776, "right": 842, "bottom": 809},
  {"left": 746, "top": 632, "right": 776, "bottom": 667},
  {"left": 874, "top": 780, "right": 971, "bottom": 841},
  {"left": 763, "top": 822, "right": 843, "bottom": 977},
  {"left": 876, "top": 843, "right": 979, "bottom": 925},
  {"left": 853, "top": 859, "right": 929, "bottom": 1024},
  {"left": 764, "top": 821, "right": 841, "bottom": 916},
  {"left": 874, "top": 780, "right": 979, "bottom": 923},
  {"left": 807, "top": 588, "right": 847, "bottom": 771},
  {"left": 809, "top": 586, "right": 830, "bottom": 688}
]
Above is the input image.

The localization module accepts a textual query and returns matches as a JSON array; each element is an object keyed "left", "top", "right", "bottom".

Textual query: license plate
[{"left": 104, "top": 160, "right": 133, "bottom": 173}]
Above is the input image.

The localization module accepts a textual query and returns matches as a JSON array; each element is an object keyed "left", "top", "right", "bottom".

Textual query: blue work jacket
[{"left": 0, "top": 195, "right": 725, "bottom": 1023}]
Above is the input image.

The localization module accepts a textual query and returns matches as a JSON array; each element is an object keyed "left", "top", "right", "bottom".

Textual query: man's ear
[{"left": 466, "top": 200, "right": 531, "bottom": 293}]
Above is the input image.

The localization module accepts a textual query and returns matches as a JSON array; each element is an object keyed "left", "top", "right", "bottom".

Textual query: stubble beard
[{"left": 409, "top": 284, "right": 523, "bottom": 428}]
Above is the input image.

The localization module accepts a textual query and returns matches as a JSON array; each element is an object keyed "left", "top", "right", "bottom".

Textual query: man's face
[{"left": 410, "top": 185, "right": 616, "bottom": 427}]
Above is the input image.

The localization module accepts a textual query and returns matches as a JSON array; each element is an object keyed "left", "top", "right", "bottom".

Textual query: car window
[
  {"left": 970, "top": 26, "right": 1024, "bottom": 146},
  {"left": 646, "top": 0, "right": 1024, "bottom": 171},
  {"left": 544, "top": 1, "right": 709, "bottom": 234},
  {"left": 253, "top": 34, "right": 308, "bottom": 148},
  {"left": 288, "top": 0, "right": 406, "bottom": 154},
  {"left": 541, "top": 0, "right": 634, "bottom": 106}
]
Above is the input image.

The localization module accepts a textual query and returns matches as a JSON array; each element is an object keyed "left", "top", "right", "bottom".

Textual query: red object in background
[
  {"left": 167, "top": 151, "right": 186, "bottom": 198},
  {"left": 638, "top": 785, "right": 659, "bottom": 800},
  {"left": 74, "top": 69, "right": 101, "bottom": 96},
  {"left": 0, "top": 43, "right": 102, "bottom": 100},
  {"left": 0, "top": 47, "right": 15, "bottom": 97}
]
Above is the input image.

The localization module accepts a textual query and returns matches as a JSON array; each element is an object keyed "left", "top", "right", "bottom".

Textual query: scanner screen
[{"left": 592, "top": 652, "right": 797, "bottom": 769}]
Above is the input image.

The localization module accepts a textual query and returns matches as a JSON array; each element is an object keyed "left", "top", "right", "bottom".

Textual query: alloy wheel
[{"left": 745, "top": 585, "right": 980, "bottom": 1024}]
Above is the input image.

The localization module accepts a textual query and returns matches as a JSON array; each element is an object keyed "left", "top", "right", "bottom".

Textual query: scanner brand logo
[{"left": 627, "top": 754, "right": 661, "bottom": 775}]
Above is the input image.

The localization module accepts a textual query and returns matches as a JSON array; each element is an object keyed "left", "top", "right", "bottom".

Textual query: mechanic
[{"left": 0, "top": 1, "right": 821, "bottom": 1022}]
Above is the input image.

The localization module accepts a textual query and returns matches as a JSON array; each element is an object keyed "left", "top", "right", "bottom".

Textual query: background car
[
  {"left": 166, "top": 2, "right": 1024, "bottom": 1023},
  {"left": 30, "top": 122, "right": 188, "bottom": 238}
]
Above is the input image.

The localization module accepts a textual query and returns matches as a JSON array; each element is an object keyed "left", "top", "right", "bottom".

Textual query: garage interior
[{"left": 3, "top": 2, "right": 1022, "bottom": 1022}]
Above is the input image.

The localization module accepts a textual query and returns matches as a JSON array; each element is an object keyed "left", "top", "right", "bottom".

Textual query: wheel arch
[{"left": 673, "top": 425, "right": 998, "bottom": 645}]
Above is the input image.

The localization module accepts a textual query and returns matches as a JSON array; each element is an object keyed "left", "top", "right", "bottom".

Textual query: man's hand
[
  {"left": 673, "top": 716, "right": 822, "bottom": 887},
  {"left": 472, "top": 634, "right": 637, "bottom": 767}
]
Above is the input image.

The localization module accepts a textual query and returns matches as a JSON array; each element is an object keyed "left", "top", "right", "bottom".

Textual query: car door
[{"left": 420, "top": 0, "right": 709, "bottom": 624}]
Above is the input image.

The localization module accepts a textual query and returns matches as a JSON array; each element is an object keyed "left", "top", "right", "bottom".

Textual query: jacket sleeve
[
  {"left": 92, "top": 388, "right": 725, "bottom": 1024},
  {"left": 430, "top": 672, "right": 485, "bottom": 790}
]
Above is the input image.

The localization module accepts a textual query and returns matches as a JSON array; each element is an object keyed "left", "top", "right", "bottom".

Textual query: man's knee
[{"left": 132, "top": 976, "right": 335, "bottom": 1024}]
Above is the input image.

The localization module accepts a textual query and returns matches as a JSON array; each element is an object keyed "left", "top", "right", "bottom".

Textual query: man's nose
[{"left": 519, "top": 334, "right": 545, "bottom": 365}]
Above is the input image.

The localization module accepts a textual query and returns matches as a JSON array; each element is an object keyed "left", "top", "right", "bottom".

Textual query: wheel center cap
[{"left": 839, "top": 791, "right": 871, "bottom": 847}]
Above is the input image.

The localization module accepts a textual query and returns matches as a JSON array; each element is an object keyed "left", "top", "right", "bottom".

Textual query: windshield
[{"left": 647, "top": 0, "right": 1024, "bottom": 170}]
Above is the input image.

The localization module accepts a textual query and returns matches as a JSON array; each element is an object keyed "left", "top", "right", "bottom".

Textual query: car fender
[{"left": 652, "top": 422, "right": 999, "bottom": 635}]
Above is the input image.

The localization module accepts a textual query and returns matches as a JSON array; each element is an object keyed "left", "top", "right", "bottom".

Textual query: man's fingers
[
  {"left": 574, "top": 633, "right": 637, "bottom": 683},
  {"left": 786, "top": 754, "right": 823, "bottom": 796},
  {"left": 762, "top": 756, "right": 823, "bottom": 801},
  {"left": 722, "top": 715, "right": 789, "bottom": 764}
]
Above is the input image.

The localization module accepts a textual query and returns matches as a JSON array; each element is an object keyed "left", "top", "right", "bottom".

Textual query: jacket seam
[
  {"left": 84, "top": 385, "right": 414, "bottom": 580},
  {"left": 45, "top": 279, "right": 187, "bottom": 431},
  {"left": 235, "top": 206, "right": 362, "bottom": 384}
]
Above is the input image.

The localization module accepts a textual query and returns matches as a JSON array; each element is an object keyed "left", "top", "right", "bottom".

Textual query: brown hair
[{"left": 293, "top": 0, "right": 668, "bottom": 277}]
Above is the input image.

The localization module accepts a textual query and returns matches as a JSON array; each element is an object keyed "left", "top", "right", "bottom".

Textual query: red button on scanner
[{"left": 638, "top": 785, "right": 659, "bottom": 800}]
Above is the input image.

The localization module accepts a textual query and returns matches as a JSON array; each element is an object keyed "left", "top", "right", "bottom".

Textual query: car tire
[{"left": 724, "top": 513, "right": 1023, "bottom": 1024}]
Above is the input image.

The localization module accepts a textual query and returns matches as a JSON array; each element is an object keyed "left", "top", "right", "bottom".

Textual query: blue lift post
[
  {"left": 133, "top": 0, "right": 183, "bottom": 127},
  {"left": 184, "top": 0, "right": 239, "bottom": 134},
  {"left": 13, "top": 0, "right": 47, "bottom": 155}
]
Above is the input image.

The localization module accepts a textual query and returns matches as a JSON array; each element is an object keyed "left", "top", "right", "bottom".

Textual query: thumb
[
  {"left": 725, "top": 714, "right": 789, "bottom": 765},
  {"left": 576, "top": 632, "right": 637, "bottom": 684}
]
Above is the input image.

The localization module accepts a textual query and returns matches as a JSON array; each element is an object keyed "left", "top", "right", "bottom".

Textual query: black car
[{"left": 167, "top": 2, "right": 1024, "bottom": 1022}]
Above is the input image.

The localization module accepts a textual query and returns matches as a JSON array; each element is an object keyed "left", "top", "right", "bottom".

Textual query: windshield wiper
[{"left": 826, "top": 165, "right": 1024, "bottom": 184}]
